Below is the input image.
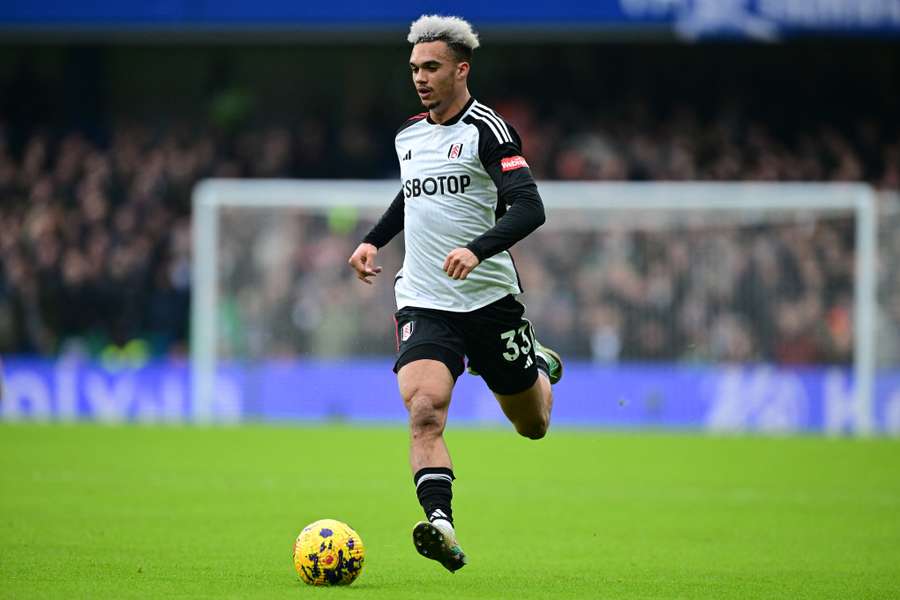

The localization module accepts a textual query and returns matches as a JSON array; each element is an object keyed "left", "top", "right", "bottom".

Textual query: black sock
[
  {"left": 535, "top": 354, "right": 550, "bottom": 379},
  {"left": 413, "top": 467, "right": 454, "bottom": 525}
]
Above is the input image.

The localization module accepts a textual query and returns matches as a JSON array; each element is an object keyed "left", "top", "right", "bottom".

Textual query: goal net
[{"left": 191, "top": 180, "right": 888, "bottom": 433}]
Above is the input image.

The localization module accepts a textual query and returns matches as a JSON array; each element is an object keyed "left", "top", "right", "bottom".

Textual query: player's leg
[
  {"left": 495, "top": 336, "right": 563, "bottom": 438},
  {"left": 494, "top": 365, "right": 553, "bottom": 439},
  {"left": 397, "top": 356, "right": 467, "bottom": 572},
  {"left": 393, "top": 307, "right": 468, "bottom": 572},
  {"left": 464, "top": 297, "right": 564, "bottom": 440},
  {"left": 398, "top": 357, "right": 454, "bottom": 475}
]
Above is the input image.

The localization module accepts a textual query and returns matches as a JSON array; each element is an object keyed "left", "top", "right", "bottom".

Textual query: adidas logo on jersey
[{"left": 401, "top": 149, "right": 412, "bottom": 161}]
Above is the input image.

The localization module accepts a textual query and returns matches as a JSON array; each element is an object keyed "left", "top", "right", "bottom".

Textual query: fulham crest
[
  {"left": 401, "top": 321, "right": 415, "bottom": 342},
  {"left": 447, "top": 143, "right": 463, "bottom": 160}
]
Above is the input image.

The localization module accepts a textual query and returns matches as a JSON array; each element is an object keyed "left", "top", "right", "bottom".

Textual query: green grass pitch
[{"left": 1, "top": 423, "right": 899, "bottom": 599}]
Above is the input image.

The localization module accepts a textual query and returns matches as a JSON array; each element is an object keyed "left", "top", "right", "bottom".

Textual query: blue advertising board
[
  {"left": 2, "top": 357, "right": 899, "bottom": 435},
  {"left": 2, "top": 1, "right": 900, "bottom": 39}
]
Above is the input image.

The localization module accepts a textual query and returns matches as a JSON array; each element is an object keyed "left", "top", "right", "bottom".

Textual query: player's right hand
[{"left": 348, "top": 243, "right": 382, "bottom": 285}]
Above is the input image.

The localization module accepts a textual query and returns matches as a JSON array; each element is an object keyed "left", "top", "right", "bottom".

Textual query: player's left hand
[{"left": 443, "top": 248, "right": 480, "bottom": 280}]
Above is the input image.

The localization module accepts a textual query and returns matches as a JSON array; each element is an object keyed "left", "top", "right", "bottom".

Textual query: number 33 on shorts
[{"left": 500, "top": 324, "right": 534, "bottom": 364}]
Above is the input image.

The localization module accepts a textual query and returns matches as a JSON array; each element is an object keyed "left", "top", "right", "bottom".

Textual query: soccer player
[{"left": 347, "top": 15, "right": 562, "bottom": 573}]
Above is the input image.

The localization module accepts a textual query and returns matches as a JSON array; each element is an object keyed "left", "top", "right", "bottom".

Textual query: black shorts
[{"left": 392, "top": 295, "right": 539, "bottom": 395}]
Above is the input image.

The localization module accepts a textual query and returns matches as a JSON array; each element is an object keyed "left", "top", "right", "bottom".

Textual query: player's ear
[{"left": 456, "top": 61, "right": 470, "bottom": 80}]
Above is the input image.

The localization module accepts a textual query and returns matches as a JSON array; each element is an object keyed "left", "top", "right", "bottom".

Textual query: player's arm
[
  {"left": 465, "top": 161, "right": 544, "bottom": 261},
  {"left": 348, "top": 189, "right": 404, "bottom": 284},
  {"left": 444, "top": 126, "right": 545, "bottom": 280}
]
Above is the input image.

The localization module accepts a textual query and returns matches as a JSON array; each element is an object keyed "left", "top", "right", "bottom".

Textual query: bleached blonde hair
[{"left": 407, "top": 15, "right": 480, "bottom": 57}]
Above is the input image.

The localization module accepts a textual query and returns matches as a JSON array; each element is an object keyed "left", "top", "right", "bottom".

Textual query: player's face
[{"left": 409, "top": 41, "right": 467, "bottom": 111}]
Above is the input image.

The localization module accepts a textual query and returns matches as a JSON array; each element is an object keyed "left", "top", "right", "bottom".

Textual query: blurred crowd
[
  {"left": 0, "top": 125, "right": 193, "bottom": 358},
  {"left": 1, "top": 102, "right": 899, "bottom": 365},
  {"left": 220, "top": 206, "right": 900, "bottom": 368}
]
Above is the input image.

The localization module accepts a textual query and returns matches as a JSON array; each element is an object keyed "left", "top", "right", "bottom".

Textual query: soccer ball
[{"left": 292, "top": 519, "right": 365, "bottom": 586}]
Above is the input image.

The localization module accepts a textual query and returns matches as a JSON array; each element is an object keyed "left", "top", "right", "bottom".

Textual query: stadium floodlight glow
[{"left": 191, "top": 180, "right": 878, "bottom": 433}]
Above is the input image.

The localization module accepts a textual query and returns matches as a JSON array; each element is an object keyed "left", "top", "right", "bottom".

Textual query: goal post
[{"left": 191, "top": 180, "right": 879, "bottom": 432}]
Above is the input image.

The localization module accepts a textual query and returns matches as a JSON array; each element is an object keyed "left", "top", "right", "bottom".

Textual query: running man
[{"left": 347, "top": 14, "right": 563, "bottom": 573}]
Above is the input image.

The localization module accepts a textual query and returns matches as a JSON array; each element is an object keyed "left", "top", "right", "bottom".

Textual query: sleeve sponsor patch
[{"left": 500, "top": 155, "right": 529, "bottom": 172}]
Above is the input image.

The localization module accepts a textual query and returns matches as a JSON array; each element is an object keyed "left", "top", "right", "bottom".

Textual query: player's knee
[
  {"left": 406, "top": 391, "right": 448, "bottom": 438},
  {"left": 515, "top": 415, "right": 549, "bottom": 440}
]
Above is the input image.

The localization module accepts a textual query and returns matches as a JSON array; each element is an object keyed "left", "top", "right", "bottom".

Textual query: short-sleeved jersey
[{"left": 393, "top": 98, "right": 533, "bottom": 312}]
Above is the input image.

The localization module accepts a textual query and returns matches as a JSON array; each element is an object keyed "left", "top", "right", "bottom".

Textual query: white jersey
[{"left": 391, "top": 99, "right": 531, "bottom": 312}]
